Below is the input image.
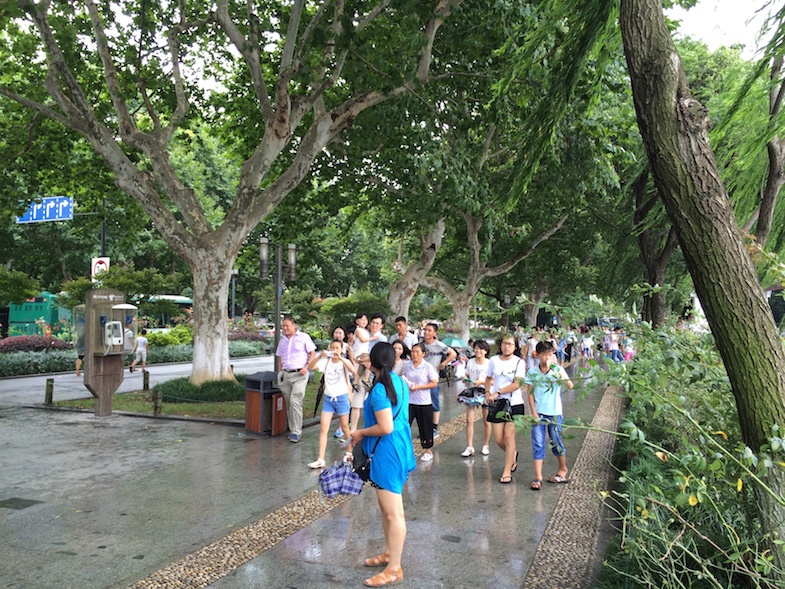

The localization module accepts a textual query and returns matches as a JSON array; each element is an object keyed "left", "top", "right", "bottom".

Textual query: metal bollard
[
  {"left": 45, "top": 378, "right": 54, "bottom": 406},
  {"left": 153, "top": 389, "right": 162, "bottom": 415},
  {"left": 143, "top": 370, "right": 149, "bottom": 391}
]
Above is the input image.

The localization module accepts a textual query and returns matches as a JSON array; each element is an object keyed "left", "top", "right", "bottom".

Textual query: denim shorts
[
  {"left": 322, "top": 394, "right": 350, "bottom": 416},
  {"left": 531, "top": 414, "right": 566, "bottom": 460},
  {"left": 430, "top": 386, "right": 441, "bottom": 412}
]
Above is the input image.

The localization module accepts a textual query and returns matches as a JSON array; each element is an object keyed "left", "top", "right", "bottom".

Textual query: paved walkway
[{"left": 0, "top": 361, "right": 623, "bottom": 589}]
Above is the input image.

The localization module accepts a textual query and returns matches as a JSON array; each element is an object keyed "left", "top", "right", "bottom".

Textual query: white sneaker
[
  {"left": 308, "top": 458, "right": 326, "bottom": 469},
  {"left": 461, "top": 446, "right": 475, "bottom": 457},
  {"left": 481, "top": 445, "right": 490, "bottom": 456},
  {"left": 420, "top": 451, "right": 433, "bottom": 462}
]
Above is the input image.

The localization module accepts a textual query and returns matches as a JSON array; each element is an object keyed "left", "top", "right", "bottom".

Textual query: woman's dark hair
[
  {"left": 345, "top": 323, "right": 356, "bottom": 335},
  {"left": 331, "top": 325, "right": 347, "bottom": 341},
  {"left": 473, "top": 340, "right": 490, "bottom": 354},
  {"left": 392, "top": 340, "right": 411, "bottom": 360},
  {"left": 370, "top": 342, "right": 398, "bottom": 405},
  {"left": 412, "top": 342, "right": 427, "bottom": 353}
]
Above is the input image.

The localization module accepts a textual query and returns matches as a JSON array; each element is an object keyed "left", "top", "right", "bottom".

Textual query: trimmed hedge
[
  {"left": 0, "top": 336, "right": 73, "bottom": 353},
  {"left": 153, "top": 375, "right": 247, "bottom": 403},
  {"left": 0, "top": 341, "right": 267, "bottom": 377}
]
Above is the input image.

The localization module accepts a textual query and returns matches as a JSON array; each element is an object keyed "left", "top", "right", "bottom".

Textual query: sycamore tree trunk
[
  {"left": 621, "top": 0, "right": 785, "bottom": 571},
  {"left": 388, "top": 220, "right": 445, "bottom": 319},
  {"left": 634, "top": 169, "right": 679, "bottom": 327},
  {"left": 189, "top": 248, "right": 235, "bottom": 384},
  {"left": 523, "top": 287, "right": 546, "bottom": 328},
  {"left": 420, "top": 212, "right": 566, "bottom": 341}
]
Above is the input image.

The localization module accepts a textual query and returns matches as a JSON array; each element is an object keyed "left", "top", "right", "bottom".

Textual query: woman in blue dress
[{"left": 348, "top": 342, "right": 416, "bottom": 587}]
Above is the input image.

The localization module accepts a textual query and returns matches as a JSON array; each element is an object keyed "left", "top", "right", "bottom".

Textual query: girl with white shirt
[
  {"left": 484, "top": 334, "right": 527, "bottom": 484},
  {"left": 305, "top": 340, "right": 356, "bottom": 468},
  {"left": 460, "top": 340, "right": 492, "bottom": 457}
]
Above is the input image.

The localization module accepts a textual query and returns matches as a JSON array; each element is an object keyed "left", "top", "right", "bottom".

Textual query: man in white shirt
[
  {"left": 368, "top": 313, "right": 388, "bottom": 351},
  {"left": 388, "top": 316, "right": 418, "bottom": 350}
]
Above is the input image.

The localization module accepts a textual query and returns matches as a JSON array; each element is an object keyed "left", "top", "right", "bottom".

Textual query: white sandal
[
  {"left": 308, "top": 458, "right": 326, "bottom": 469},
  {"left": 461, "top": 446, "right": 475, "bottom": 457}
]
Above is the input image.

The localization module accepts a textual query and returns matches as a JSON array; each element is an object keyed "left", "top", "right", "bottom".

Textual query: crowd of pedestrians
[{"left": 275, "top": 314, "right": 626, "bottom": 586}]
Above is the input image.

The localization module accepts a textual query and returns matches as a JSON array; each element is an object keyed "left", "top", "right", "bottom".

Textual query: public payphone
[{"left": 80, "top": 290, "right": 137, "bottom": 416}]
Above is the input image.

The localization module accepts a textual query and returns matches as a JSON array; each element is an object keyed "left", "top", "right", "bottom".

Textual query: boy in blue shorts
[{"left": 523, "top": 340, "right": 574, "bottom": 490}]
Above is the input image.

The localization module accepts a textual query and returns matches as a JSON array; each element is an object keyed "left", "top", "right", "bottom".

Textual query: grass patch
[{"left": 55, "top": 376, "right": 323, "bottom": 420}]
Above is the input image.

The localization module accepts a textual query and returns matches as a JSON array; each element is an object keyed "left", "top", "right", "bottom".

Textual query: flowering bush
[{"left": 0, "top": 335, "right": 73, "bottom": 353}]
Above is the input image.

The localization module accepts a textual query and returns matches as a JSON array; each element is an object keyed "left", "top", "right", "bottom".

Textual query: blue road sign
[{"left": 16, "top": 196, "right": 74, "bottom": 224}]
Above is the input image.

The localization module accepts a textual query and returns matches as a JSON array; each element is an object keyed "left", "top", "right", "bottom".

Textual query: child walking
[
  {"left": 523, "top": 340, "right": 574, "bottom": 491},
  {"left": 305, "top": 339, "right": 356, "bottom": 469},
  {"left": 460, "top": 340, "right": 492, "bottom": 457}
]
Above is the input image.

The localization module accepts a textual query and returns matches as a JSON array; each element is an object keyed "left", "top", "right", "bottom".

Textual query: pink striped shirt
[{"left": 276, "top": 331, "right": 316, "bottom": 370}]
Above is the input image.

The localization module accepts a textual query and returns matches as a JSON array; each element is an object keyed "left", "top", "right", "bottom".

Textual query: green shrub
[
  {"left": 147, "top": 344, "right": 193, "bottom": 363},
  {"left": 594, "top": 324, "right": 780, "bottom": 588},
  {"left": 153, "top": 376, "right": 246, "bottom": 403},
  {"left": 0, "top": 350, "right": 76, "bottom": 377},
  {"left": 168, "top": 324, "right": 194, "bottom": 344},
  {"left": 146, "top": 331, "right": 181, "bottom": 347}
]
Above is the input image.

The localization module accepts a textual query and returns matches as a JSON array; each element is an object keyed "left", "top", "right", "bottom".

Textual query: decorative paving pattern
[
  {"left": 126, "top": 411, "right": 468, "bottom": 589},
  {"left": 523, "top": 385, "right": 625, "bottom": 589},
  {"left": 128, "top": 384, "right": 624, "bottom": 589}
]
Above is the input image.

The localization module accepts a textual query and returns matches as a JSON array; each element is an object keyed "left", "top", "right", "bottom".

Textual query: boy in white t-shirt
[
  {"left": 523, "top": 340, "right": 574, "bottom": 491},
  {"left": 306, "top": 339, "right": 356, "bottom": 469}
]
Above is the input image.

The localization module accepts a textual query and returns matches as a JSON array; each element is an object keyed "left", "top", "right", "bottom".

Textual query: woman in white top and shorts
[
  {"left": 460, "top": 340, "right": 492, "bottom": 457},
  {"left": 485, "top": 334, "right": 527, "bottom": 484}
]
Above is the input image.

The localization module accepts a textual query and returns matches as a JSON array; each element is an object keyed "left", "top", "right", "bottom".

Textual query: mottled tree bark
[
  {"left": 387, "top": 220, "right": 445, "bottom": 319},
  {"left": 621, "top": 0, "right": 785, "bottom": 571},
  {"left": 633, "top": 169, "right": 678, "bottom": 326}
]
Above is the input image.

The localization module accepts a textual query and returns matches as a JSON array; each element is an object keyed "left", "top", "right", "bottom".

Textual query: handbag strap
[{"left": 367, "top": 399, "right": 404, "bottom": 459}]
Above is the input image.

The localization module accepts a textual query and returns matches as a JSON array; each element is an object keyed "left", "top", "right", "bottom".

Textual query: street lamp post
[
  {"left": 230, "top": 268, "right": 239, "bottom": 320},
  {"left": 260, "top": 237, "right": 297, "bottom": 352}
]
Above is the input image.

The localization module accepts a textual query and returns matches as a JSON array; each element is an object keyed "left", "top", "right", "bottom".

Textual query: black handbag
[
  {"left": 489, "top": 396, "right": 512, "bottom": 420},
  {"left": 353, "top": 440, "right": 377, "bottom": 482}
]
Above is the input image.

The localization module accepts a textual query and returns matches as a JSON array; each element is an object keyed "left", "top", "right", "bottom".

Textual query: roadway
[{"left": 0, "top": 355, "right": 275, "bottom": 408}]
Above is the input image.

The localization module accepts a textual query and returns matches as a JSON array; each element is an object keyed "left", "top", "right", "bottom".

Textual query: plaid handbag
[{"left": 319, "top": 462, "right": 364, "bottom": 499}]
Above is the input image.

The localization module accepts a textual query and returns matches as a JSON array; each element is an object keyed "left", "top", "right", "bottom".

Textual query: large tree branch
[
  {"left": 21, "top": 1, "right": 95, "bottom": 127},
  {"left": 656, "top": 225, "right": 679, "bottom": 267},
  {"left": 416, "top": 0, "right": 462, "bottom": 82},
  {"left": 484, "top": 214, "right": 569, "bottom": 278},
  {"left": 215, "top": 0, "right": 274, "bottom": 121},
  {"left": 0, "top": 88, "right": 70, "bottom": 128},
  {"left": 280, "top": 0, "right": 305, "bottom": 73},
  {"left": 420, "top": 274, "right": 460, "bottom": 301},
  {"left": 84, "top": 0, "right": 137, "bottom": 140},
  {"left": 163, "top": 5, "right": 207, "bottom": 138}
]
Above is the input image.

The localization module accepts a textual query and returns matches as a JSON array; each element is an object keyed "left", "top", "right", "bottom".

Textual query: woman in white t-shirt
[
  {"left": 459, "top": 340, "right": 492, "bottom": 457},
  {"left": 401, "top": 343, "right": 439, "bottom": 462},
  {"left": 581, "top": 331, "right": 594, "bottom": 359},
  {"left": 306, "top": 340, "right": 356, "bottom": 469},
  {"left": 484, "top": 334, "right": 527, "bottom": 484}
]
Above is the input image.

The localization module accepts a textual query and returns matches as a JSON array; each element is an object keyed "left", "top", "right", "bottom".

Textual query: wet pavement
[{"left": 0, "top": 357, "right": 620, "bottom": 589}]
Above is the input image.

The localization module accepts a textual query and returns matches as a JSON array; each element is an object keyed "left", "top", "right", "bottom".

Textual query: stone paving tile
[
  {"left": 126, "top": 380, "right": 624, "bottom": 589},
  {"left": 524, "top": 385, "right": 625, "bottom": 589}
]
